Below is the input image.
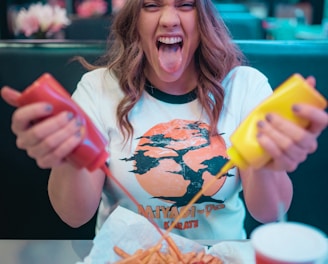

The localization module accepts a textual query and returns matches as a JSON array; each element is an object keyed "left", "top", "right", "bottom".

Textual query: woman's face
[{"left": 137, "top": 0, "right": 200, "bottom": 91}]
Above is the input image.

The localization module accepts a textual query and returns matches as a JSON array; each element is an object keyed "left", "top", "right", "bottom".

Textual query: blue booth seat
[
  {"left": 62, "top": 10, "right": 264, "bottom": 40},
  {"left": 0, "top": 40, "right": 327, "bottom": 238},
  {"left": 221, "top": 13, "right": 265, "bottom": 40},
  {"left": 213, "top": 3, "right": 250, "bottom": 13}
]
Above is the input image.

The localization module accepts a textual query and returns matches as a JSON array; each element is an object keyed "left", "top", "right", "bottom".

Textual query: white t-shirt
[{"left": 72, "top": 66, "right": 272, "bottom": 241}]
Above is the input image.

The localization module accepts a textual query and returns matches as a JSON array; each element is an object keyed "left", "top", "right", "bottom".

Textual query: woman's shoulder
[
  {"left": 78, "top": 68, "right": 121, "bottom": 93},
  {"left": 81, "top": 67, "right": 117, "bottom": 84},
  {"left": 224, "top": 66, "right": 268, "bottom": 83},
  {"left": 73, "top": 67, "right": 123, "bottom": 102},
  {"left": 222, "top": 66, "right": 271, "bottom": 92},
  {"left": 222, "top": 65, "right": 272, "bottom": 101}
]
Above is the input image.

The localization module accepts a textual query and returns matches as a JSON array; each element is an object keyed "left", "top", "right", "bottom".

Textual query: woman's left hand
[{"left": 256, "top": 77, "right": 328, "bottom": 172}]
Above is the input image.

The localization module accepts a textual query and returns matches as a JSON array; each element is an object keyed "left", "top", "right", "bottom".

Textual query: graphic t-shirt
[{"left": 72, "top": 66, "right": 272, "bottom": 241}]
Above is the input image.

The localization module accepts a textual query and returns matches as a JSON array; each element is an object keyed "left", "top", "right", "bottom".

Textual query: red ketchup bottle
[{"left": 17, "top": 73, "right": 109, "bottom": 172}]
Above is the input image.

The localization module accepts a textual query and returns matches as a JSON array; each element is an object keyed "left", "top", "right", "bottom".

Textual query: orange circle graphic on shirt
[{"left": 133, "top": 119, "right": 229, "bottom": 204}]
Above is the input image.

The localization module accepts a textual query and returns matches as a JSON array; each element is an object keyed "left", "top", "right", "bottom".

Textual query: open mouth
[
  {"left": 156, "top": 36, "right": 184, "bottom": 72},
  {"left": 157, "top": 36, "right": 183, "bottom": 50}
]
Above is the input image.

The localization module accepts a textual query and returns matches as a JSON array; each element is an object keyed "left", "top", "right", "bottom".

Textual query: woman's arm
[
  {"left": 48, "top": 164, "right": 105, "bottom": 227},
  {"left": 241, "top": 100, "right": 328, "bottom": 223},
  {"left": 241, "top": 168, "right": 292, "bottom": 223},
  {"left": 1, "top": 86, "right": 106, "bottom": 227}
]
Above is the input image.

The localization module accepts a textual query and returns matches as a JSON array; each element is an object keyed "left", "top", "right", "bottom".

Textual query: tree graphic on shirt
[{"left": 121, "top": 121, "right": 234, "bottom": 207}]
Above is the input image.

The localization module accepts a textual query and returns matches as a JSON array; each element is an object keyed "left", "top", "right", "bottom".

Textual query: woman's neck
[{"left": 145, "top": 65, "right": 198, "bottom": 95}]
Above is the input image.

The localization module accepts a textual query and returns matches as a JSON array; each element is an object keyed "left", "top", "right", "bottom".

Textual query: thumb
[
  {"left": 305, "top": 76, "right": 316, "bottom": 88},
  {"left": 1, "top": 86, "right": 22, "bottom": 107}
]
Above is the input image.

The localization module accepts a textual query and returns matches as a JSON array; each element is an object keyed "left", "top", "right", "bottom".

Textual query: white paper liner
[{"left": 77, "top": 206, "right": 255, "bottom": 264}]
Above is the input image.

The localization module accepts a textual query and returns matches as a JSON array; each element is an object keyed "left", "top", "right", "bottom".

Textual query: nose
[{"left": 159, "top": 6, "right": 180, "bottom": 29}]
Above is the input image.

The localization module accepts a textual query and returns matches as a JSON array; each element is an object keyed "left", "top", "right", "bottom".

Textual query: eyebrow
[
  {"left": 144, "top": 0, "right": 162, "bottom": 3},
  {"left": 144, "top": 0, "right": 195, "bottom": 4}
]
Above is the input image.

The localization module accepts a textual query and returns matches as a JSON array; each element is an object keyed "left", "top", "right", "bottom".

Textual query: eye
[
  {"left": 143, "top": 1, "right": 161, "bottom": 11},
  {"left": 177, "top": 1, "right": 195, "bottom": 11}
]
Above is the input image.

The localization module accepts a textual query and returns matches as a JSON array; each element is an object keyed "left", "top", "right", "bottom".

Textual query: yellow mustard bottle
[{"left": 227, "top": 73, "right": 327, "bottom": 170}]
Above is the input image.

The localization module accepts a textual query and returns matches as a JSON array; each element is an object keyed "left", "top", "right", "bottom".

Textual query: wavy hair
[{"left": 80, "top": 0, "right": 245, "bottom": 143}]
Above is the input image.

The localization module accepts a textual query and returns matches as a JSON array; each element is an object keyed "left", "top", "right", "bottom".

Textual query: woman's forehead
[{"left": 141, "top": 0, "right": 197, "bottom": 3}]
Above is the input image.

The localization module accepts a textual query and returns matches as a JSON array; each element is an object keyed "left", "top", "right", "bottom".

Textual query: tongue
[{"left": 158, "top": 44, "right": 182, "bottom": 73}]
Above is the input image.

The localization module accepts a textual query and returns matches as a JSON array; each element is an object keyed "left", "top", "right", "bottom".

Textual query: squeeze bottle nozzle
[
  {"left": 227, "top": 74, "right": 327, "bottom": 170},
  {"left": 17, "top": 73, "right": 109, "bottom": 172}
]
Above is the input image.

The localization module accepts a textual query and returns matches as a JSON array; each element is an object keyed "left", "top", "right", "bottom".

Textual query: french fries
[
  {"left": 102, "top": 164, "right": 231, "bottom": 264},
  {"left": 109, "top": 241, "right": 223, "bottom": 264}
]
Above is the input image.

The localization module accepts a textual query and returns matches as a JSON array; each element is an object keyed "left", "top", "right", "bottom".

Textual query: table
[
  {"left": 0, "top": 239, "right": 255, "bottom": 264},
  {"left": 1, "top": 239, "right": 327, "bottom": 263},
  {"left": 0, "top": 240, "right": 253, "bottom": 263},
  {"left": 0, "top": 240, "right": 93, "bottom": 264}
]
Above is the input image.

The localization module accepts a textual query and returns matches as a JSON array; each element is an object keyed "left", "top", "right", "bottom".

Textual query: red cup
[{"left": 251, "top": 222, "right": 328, "bottom": 264}]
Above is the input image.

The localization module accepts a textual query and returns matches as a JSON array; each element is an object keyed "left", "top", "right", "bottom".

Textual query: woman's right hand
[{"left": 1, "top": 86, "right": 84, "bottom": 169}]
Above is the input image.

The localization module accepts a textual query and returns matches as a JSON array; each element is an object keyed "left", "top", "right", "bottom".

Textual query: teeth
[{"left": 158, "top": 36, "right": 182, "bottom": 44}]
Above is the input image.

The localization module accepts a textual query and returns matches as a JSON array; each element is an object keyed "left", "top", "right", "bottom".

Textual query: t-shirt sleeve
[
  {"left": 239, "top": 67, "right": 273, "bottom": 121},
  {"left": 223, "top": 66, "right": 273, "bottom": 124},
  {"left": 71, "top": 70, "right": 109, "bottom": 142}
]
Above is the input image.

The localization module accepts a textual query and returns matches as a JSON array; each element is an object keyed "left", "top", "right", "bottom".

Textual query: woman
[{"left": 1, "top": 0, "right": 327, "bottom": 241}]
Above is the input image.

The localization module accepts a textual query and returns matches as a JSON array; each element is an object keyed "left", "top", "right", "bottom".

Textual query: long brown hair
[{"left": 79, "top": 0, "right": 245, "bottom": 143}]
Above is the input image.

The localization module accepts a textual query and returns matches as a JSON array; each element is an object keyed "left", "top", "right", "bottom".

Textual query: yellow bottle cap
[{"left": 227, "top": 146, "right": 249, "bottom": 170}]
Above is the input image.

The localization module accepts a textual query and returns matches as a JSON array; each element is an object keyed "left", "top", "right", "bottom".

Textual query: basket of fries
[{"left": 77, "top": 206, "right": 229, "bottom": 264}]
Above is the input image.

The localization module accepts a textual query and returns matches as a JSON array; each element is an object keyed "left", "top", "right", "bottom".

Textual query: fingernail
[
  {"left": 292, "top": 104, "right": 301, "bottom": 112},
  {"left": 75, "top": 130, "right": 82, "bottom": 138},
  {"left": 266, "top": 114, "right": 273, "bottom": 122},
  {"left": 45, "top": 104, "right": 53, "bottom": 112},
  {"left": 257, "top": 120, "right": 265, "bottom": 128},
  {"left": 76, "top": 117, "right": 83, "bottom": 126},
  {"left": 67, "top": 112, "right": 74, "bottom": 120},
  {"left": 76, "top": 127, "right": 85, "bottom": 137}
]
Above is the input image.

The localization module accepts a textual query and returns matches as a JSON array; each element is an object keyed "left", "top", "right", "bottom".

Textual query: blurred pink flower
[
  {"left": 15, "top": 2, "right": 70, "bottom": 38},
  {"left": 76, "top": 0, "right": 108, "bottom": 18},
  {"left": 112, "top": 0, "right": 126, "bottom": 13}
]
